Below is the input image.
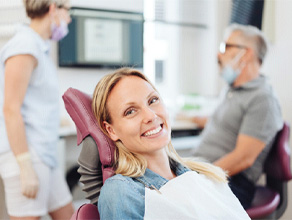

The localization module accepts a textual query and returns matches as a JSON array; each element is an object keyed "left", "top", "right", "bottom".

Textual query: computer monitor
[{"left": 58, "top": 7, "right": 144, "bottom": 68}]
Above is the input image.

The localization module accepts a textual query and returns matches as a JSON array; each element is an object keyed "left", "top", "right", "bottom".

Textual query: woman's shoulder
[
  {"left": 103, "top": 174, "right": 132, "bottom": 187},
  {"left": 105, "top": 173, "right": 133, "bottom": 183},
  {"left": 7, "top": 26, "right": 38, "bottom": 47},
  {"left": 98, "top": 174, "right": 145, "bottom": 219},
  {"left": 101, "top": 174, "right": 144, "bottom": 197},
  {"left": 0, "top": 27, "right": 40, "bottom": 62}
]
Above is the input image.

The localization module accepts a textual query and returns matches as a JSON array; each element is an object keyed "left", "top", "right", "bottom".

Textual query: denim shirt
[{"left": 98, "top": 160, "right": 190, "bottom": 220}]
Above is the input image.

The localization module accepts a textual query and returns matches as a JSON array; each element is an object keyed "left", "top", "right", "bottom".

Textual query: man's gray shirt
[{"left": 193, "top": 75, "right": 283, "bottom": 183}]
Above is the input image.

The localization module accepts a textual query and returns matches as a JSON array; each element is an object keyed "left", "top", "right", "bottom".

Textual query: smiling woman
[{"left": 91, "top": 67, "right": 251, "bottom": 219}]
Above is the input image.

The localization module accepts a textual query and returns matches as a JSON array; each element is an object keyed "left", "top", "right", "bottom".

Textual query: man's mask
[{"left": 221, "top": 50, "right": 246, "bottom": 85}]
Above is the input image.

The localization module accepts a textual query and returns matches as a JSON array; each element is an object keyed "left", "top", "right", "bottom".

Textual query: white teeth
[{"left": 144, "top": 126, "right": 162, "bottom": 137}]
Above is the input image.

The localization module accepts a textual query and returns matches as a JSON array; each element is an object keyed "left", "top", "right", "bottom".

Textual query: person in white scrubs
[
  {"left": 0, "top": 0, "right": 74, "bottom": 219},
  {"left": 92, "top": 68, "right": 251, "bottom": 220}
]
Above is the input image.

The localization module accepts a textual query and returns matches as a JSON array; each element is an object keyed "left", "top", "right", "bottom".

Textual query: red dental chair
[
  {"left": 63, "top": 88, "right": 292, "bottom": 220},
  {"left": 245, "top": 122, "right": 292, "bottom": 219},
  {"left": 63, "top": 87, "right": 115, "bottom": 220}
]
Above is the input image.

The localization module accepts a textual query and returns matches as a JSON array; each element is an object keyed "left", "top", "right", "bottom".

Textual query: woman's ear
[
  {"left": 103, "top": 121, "right": 119, "bottom": 141},
  {"left": 48, "top": 3, "right": 58, "bottom": 23},
  {"left": 243, "top": 48, "right": 254, "bottom": 63},
  {"left": 48, "top": 3, "right": 56, "bottom": 15}
]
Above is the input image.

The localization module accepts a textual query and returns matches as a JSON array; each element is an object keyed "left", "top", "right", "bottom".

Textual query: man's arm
[
  {"left": 191, "top": 116, "right": 208, "bottom": 129},
  {"left": 214, "top": 134, "right": 265, "bottom": 176}
]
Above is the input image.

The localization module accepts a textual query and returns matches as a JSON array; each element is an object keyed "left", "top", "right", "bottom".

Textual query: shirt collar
[
  {"left": 231, "top": 74, "right": 266, "bottom": 90},
  {"left": 135, "top": 158, "right": 189, "bottom": 190}
]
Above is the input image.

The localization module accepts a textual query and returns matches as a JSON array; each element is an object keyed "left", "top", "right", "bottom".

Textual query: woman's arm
[
  {"left": 3, "top": 54, "right": 39, "bottom": 198},
  {"left": 3, "top": 54, "right": 36, "bottom": 155}
]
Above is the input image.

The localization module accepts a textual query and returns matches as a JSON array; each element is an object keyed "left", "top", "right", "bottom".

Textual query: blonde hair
[
  {"left": 92, "top": 68, "right": 227, "bottom": 183},
  {"left": 23, "top": 0, "right": 69, "bottom": 19}
]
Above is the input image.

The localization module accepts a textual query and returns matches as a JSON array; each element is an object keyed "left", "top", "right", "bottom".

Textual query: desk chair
[
  {"left": 63, "top": 88, "right": 115, "bottom": 220},
  {"left": 246, "top": 122, "right": 292, "bottom": 219}
]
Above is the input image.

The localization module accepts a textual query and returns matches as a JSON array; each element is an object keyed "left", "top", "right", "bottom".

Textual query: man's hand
[
  {"left": 176, "top": 114, "right": 208, "bottom": 129},
  {"left": 16, "top": 152, "right": 39, "bottom": 198}
]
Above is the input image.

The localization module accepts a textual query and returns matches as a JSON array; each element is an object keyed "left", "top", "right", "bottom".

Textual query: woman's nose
[
  {"left": 67, "top": 14, "right": 72, "bottom": 24},
  {"left": 142, "top": 107, "right": 157, "bottom": 124}
]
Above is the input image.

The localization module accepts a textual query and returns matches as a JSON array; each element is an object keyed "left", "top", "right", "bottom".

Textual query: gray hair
[
  {"left": 23, "top": 0, "right": 69, "bottom": 19},
  {"left": 224, "top": 23, "right": 268, "bottom": 65}
]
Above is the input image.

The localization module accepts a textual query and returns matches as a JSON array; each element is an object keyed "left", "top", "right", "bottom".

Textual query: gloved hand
[{"left": 16, "top": 152, "right": 39, "bottom": 198}]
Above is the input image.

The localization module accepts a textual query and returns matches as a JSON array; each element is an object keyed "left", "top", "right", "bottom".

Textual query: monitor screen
[{"left": 58, "top": 7, "right": 144, "bottom": 68}]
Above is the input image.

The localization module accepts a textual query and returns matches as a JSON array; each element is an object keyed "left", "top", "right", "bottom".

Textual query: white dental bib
[{"left": 144, "top": 171, "right": 250, "bottom": 219}]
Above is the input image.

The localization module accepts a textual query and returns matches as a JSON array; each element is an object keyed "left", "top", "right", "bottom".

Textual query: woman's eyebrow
[
  {"left": 123, "top": 91, "right": 157, "bottom": 106},
  {"left": 146, "top": 91, "right": 157, "bottom": 99}
]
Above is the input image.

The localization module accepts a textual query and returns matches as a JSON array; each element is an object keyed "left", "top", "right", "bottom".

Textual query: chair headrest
[
  {"left": 62, "top": 88, "right": 115, "bottom": 167},
  {"left": 265, "top": 122, "right": 292, "bottom": 181}
]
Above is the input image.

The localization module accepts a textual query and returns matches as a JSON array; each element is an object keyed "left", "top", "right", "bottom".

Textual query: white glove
[{"left": 16, "top": 152, "right": 39, "bottom": 198}]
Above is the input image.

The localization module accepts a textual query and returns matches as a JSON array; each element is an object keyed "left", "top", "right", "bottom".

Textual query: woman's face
[
  {"left": 55, "top": 3, "right": 71, "bottom": 25},
  {"left": 49, "top": 1, "right": 71, "bottom": 26},
  {"left": 104, "top": 76, "right": 171, "bottom": 157}
]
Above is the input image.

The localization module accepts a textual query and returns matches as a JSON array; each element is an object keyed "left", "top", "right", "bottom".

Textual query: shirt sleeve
[
  {"left": 98, "top": 177, "right": 145, "bottom": 220},
  {"left": 1, "top": 33, "right": 39, "bottom": 64},
  {"left": 239, "top": 93, "right": 283, "bottom": 144}
]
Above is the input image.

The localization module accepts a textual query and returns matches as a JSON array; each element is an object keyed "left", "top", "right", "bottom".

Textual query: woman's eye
[
  {"left": 125, "top": 108, "right": 135, "bottom": 116},
  {"left": 149, "top": 97, "right": 159, "bottom": 104}
]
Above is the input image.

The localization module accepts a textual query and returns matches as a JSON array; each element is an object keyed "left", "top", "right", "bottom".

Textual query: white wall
[{"left": 261, "top": 1, "right": 292, "bottom": 219}]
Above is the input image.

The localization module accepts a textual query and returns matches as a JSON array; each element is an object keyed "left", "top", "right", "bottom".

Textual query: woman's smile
[{"left": 142, "top": 124, "right": 163, "bottom": 137}]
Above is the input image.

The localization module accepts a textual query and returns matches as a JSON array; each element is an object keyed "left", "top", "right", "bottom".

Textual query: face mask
[
  {"left": 51, "top": 20, "right": 69, "bottom": 41},
  {"left": 220, "top": 50, "right": 246, "bottom": 85},
  {"left": 221, "top": 66, "right": 240, "bottom": 85}
]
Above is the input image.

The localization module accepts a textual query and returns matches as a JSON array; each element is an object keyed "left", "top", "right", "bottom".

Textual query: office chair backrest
[
  {"left": 62, "top": 87, "right": 115, "bottom": 183},
  {"left": 264, "top": 122, "right": 292, "bottom": 181},
  {"left": 246, "top": 122, "right": 292, "bottom": 219}
]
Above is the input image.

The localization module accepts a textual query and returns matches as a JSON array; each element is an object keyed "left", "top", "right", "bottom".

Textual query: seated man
[{"left": 192, "top": 24, "right": 283, "bottom": 209}]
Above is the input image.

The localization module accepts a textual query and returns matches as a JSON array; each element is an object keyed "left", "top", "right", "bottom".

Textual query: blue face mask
[
  {"left": 221, "top": 65, "right": 240, "bottom": 85},
  {"left": 220, "top": 50, "right": 246, "bottom": 85}
]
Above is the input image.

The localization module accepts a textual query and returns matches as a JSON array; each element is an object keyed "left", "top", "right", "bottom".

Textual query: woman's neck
[
  {"left": 145, "top": 149, "right": 176, "bottom": 180},
  {"left": 30, "top": 16, "right": 51, "bottom": 40}
]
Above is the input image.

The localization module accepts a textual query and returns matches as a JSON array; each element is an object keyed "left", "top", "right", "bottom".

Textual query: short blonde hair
[
  {"left": 92, "top": 68, "right": 227, "bottom": 182},
  {"left": 23, "top": 0, "right": 69, "bottom": 19}
]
